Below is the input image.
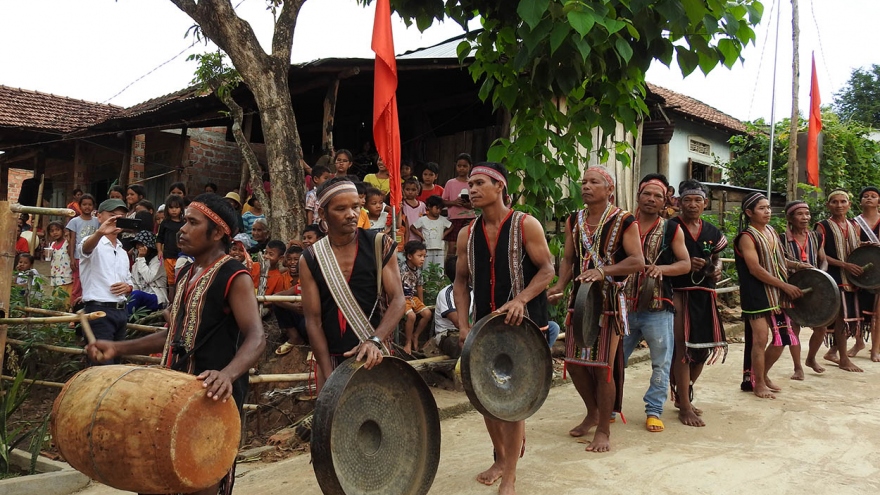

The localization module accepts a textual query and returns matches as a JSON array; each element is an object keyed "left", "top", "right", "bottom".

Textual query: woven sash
[
  {"left": 313, "top": 236, "right": 390, "bottom": 355},
  {"left": 855, "top": 215, "right": 879, "bottom": 244}
]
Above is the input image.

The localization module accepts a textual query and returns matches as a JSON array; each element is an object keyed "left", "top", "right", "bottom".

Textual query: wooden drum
[{"left": 51, "top": 365, "right": 240, "bottom": 494}]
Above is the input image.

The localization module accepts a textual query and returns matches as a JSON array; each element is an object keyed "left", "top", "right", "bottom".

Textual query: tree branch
[
  {"left": 272, "top": 0, "right": 304, "bottom": 61},
  {"left": 171, "top": 0, "right": 270, "bottom": 71}
]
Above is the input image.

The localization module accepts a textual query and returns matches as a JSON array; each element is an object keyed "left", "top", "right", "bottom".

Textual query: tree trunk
[{"left": 787, "top": 0, "right": 801, "bottom": 200}]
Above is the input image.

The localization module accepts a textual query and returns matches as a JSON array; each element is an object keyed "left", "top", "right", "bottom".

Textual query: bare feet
[
  {"left": 805, "top": 357, "right": 826, "bottom": 373},
  {"left": 585, "top": 431, "right": 611, "bottom": 453},
  {"left": 498, "top": 477, "right": 517, "bottom": 495},
  {"left": 790, "top": 368, "right": 804, "bottom": 381},
  {"left": 847, "top": 340, "right": 865, "bottom": 358},
  {"left": 476, "top": 462, "right": 503, "bottom": 486},
  {"left": 872, "top": 352, "right": 880, "bottom": 363},
  {"left": 678, "top": 407, "right": 705, "bottom": 427},
  {"left": 764, "top": 377, "right": 782, "bottom": 392},
  {"left": 824, "top": 350, "right": 840, "bottom": 364},
  {"left": 753, "top": 384, "right": 776, "bottom": 399},
  {"left": 692, "top": 406, "right": 703, "bottom": 416},
  {"left": 568, "top": 415, "right": 597, "bottom": 437},
  {"left": 402, "top": 344, "right": 412, "bottom": 355},
  {"left": 838, "top": 358, "right": 864, "bottom": 373}
]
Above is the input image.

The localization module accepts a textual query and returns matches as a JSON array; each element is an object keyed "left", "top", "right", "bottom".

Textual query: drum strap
[
  {"left": 313, "top": 234, "right": 391, "bottom": 355},
  {"left": 856, "top": 215, "right": 879, "bottom": 244}
]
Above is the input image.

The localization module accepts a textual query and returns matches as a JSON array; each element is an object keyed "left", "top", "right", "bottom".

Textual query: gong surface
[
  {"left": 460, "top": 313, "right": 552, "bottom": 422},
  {"left": 572, "top": 281, "right": 603, "bottom": 349},
  {"left": 787, "top": 268, "right": 840, "bottom": 328},
  {"left": 311, "top": 357, "right": 440, "bottom": 495},
  {"left": 847, "top": 246, "right": 880, "bottom": 289},
  {"left": 636, "top": 276, "right": 658, "bottom": 313}
]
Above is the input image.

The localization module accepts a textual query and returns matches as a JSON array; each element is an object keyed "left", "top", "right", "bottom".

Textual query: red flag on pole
[
  {"left": 806, "top": 53, "right": 822, "bottom": 187},
  {"left": 372, "top": 0, "right": 401, "bottom": 208}
]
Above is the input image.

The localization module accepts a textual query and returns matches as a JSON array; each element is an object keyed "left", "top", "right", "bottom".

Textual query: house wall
[
  {"left": 185, "top": 127, "right": 246, "bottom": 197},
  {"left": 667, "top": 119, "right": 733, "bottom": 190},
  {"left": 640, "top": 144, "right": 658, "bottom": 177},
  {"left": 7, "top": 168, "right": 32, "bottom": 203}
]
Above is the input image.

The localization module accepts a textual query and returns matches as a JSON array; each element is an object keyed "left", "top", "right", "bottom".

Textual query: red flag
[
  {"left": 806, "top": 53, "right": 822, "bottom": 187},
  {"left": 372, "top": 0, "right": 401, "bottom": 208}
]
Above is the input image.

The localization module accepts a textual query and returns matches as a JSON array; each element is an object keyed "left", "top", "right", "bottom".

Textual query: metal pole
[{"left": 766, "top": 0, "right": 782, "bottom": 200}]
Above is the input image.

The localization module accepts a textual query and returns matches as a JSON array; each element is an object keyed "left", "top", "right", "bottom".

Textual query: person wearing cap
[
  {"left": 77, "top": 198, "right": 134, "bottom": 364},
  {"left": 224, "top": 191, "right": 246, "bottom": 234},
  {"left": 128, "top": 230, "right": 167, "bottom": 315},
  {"left": 452, "top": 162, "right": 554, "bottom": 493},
  {"left": 852, "top": 186, "right": 880, "bottom": 361}
]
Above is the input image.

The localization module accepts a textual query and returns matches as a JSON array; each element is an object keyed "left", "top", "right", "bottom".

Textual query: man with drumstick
[
  {"left": 621, "top": 174, "right": 690, "bottom": 433},
  {"left": 816, "top": 189, "right": 865, "bottom": 372},
  {"left": 779, "top": 200, "right": 829, "bottom": 378},
  {"left": 87, "top": 193, "right": 265, "bottom": 495},
  {"left": 667, "top": 180, "right": 728, "bottom": 426},
  {"left": 453, "top": 162, "right": 554, "bottom": 495},
  {"left": 300, "top": 177, "right": 406, "bottom": 392},
  {"left": 548, "top": 166, "right": 643, "bottom": 452}
]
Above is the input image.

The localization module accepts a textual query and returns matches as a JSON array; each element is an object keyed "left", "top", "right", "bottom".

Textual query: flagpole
[{"left": 766, "top": 0, "right": 782, "bottom": 200}]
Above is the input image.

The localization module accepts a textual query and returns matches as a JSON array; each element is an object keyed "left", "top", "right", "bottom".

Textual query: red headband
[
  {"left": 639, "top": 179, "right": 667, "bottom": 195},
  {"left": 188, "top": 202, "right": 232, "bottom": 237},
  {"left": 470, "top": 166, "right": 507, "bottom": 187},
  {"left": 587, "top": 167, "right": 614, "bottom": 187}
]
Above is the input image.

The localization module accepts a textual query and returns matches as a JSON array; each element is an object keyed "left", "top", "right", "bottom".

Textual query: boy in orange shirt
[{"left": 274, "top": 244, "right": 306, "bottom": 355}]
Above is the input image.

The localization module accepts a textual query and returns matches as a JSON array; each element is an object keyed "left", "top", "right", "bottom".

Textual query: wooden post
[
  {"left": 0, "top": 201, "right": 17, "bottom": 374},
  {"left": 322, "top": 78, "right": 341, "bottom": 155},
  {"left": 787, "top": 0, "right": 801, "bottom": 200},
  {"left": 29, "top": 174, "right": 45, "bottom": 256},
  {"left": 658, "top": 143, "right": 670, "bottom": 177},
  {"left": 118, "top": 132, "right": 132, "bottom": 190}
]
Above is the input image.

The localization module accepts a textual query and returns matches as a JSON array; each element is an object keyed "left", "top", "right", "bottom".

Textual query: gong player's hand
[
  {"left": 344, "top": 342, "right": 384, "bottom": 369},
  {"left": 690, "top": 257, "right": 707, "bottom": 272},
  {"left": 86, "top": 340, "right": 117, "bottom": 363},
  {"left": 844, "top": 262, "right": 864, "bottom": 277},
  {"left": 782, "top": 283, "right": 804, "bottom": 300},
  {"left": 576, "top": 269, "right": 604, "bottom": 283},
  {"left": 496, "top": 299, "right": 526, "bottom": 326},
  {"left": 645, "top": 264, "right": 663, "bottom": 279},
  {"left": 197, "top": 369, "right": 235, "bottom": 402}
]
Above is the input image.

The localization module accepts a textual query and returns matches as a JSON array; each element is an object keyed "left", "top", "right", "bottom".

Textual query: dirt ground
[{"left": 74, "top": 341, "right": 880, "bottom": 495}]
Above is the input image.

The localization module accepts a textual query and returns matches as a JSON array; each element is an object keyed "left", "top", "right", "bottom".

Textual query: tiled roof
[
  {"left": 647, "top": 82, "right": 746, "bottom": 134},
  {"left": 0, "top": 85, "right": 119, "bottom": 133}
]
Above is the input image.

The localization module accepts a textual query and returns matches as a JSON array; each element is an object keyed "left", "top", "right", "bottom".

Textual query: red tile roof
[
  {"left": 0, "top": 85, "right": 119, "bottom": 134},
  {"left": 647, "top": 83, "right": 746, "bottom": 134}
]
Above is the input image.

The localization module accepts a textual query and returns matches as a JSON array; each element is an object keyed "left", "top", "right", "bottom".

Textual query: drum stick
[
  {"left": 862, "top": 262, "right": 874, "bottom": 271},
  {"left": 801, "top": 287, "right": 813, "bottom": 294},
  {"left": 77, "top": 310, "right": 97, "bottom": 345},
  {"left": 0, "top": 312, "right": 105, "bottom": 324}
]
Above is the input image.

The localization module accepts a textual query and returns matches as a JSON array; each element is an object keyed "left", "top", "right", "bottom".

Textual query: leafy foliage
[
  {"left": 0, "top": 370, "right": 46, "bottom": 477},
  {"left": 833, "top": 64, "right": 880, "bottom": 128},
  {"left": 377, "top": 0, "right": 763, "bottom": 231}
]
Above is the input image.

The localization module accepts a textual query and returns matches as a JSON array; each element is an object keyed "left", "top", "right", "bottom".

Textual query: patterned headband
[
  {"left": 827, "top": 189, "right": 850, "bottom": 201},
  {"left": 742, "top": 193, "right": 767, "bottom": 211},
  {"left": 587, "top": 167, "right": 614, "bottom": 187},
  {"left": 470, "top": 166, "right": 507, "bottom": 187},
  {"left": 638, "top": 179, "right": 667, "bottom": 195},
  {"left": 318, "top": 182, "right": 358, "bottom": 208},
  {"left": 680, "top": 188, "right": 707, "bottom": 199},
  {"left": 188, "top": 202, "right": 231, "bottom": 236},
  {"left": 785, "top": 201, "right": 809, "bottom": 216}
]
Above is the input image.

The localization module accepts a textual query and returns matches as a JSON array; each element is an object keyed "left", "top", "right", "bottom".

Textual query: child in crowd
[
  {"left": 400, "top": 160, "right": 414, "bottom": 183},
  {"left": 46, "top": 221, "right": 73, "bottom": 305},
  {"left": 15, "top": 224, "right": 30, "bottom": 253},
  {"left": 157, "top": 194, "right": 185, "bottom": 299},
  {"left": 263, "top": 240, "right": 289, "bottom": 300},
  {"left": 302, "top": 225, "right": 323, "bottom": 249},
  {"left": 169, "top": 181, "right": 187, "bottom": 197},
  {"left": 354, "top": 181, "right": 371, "bottom": 229},
  {"left": 108, "top": 185, "right": 125, "bottom": 200},
  {"left": 364, "top": 156, "right": 392, "bottom": 195},
  {"left": 402, "top": 178, "right": 426, "bottom": 242},
  {"left": 231, "top": 234, "right": 260, "bottom": 289},
  {"left": 334, "top": 149, "right": 354, "bottom": 177},
  {"left": 306, "top": 165, "right": 333, "bottom": 224},
  {"left": 243, "top": 195, "right": 266, "bottom": 242},
  {"left": 418, "top": 162, "right": 444, "bottom": 203},
  {"left": 411, "top": 195, "right": 453, "bottom": 267},
  {"left": 128, "top": 230, "right": 167, "bottom": 315},
  {"left": 135, "top": 199, "right": 155, "bottom": 215},
  {"left": 274, "top": 244, "right": 307, "bottom": 355},
  {"left": 441, "top": 153, "right": 475, "bottom": 253},
  {"left": 65, "top": 193, "right": 99, "bottom": 304},
  {"left": 15, "top": 253, "right": 42, "bottom": 298},
  {"left": 400, "top": 241, "right": 434, "bottom": 354},
  {"left": 154, "top": 204, "right": 165, "bottom": 231},
  {"left": 365, "top": 187, "right": 392, "bottom": 233},
  {"left": 434, "top": 256, "right": 465, "bottom": 358}
]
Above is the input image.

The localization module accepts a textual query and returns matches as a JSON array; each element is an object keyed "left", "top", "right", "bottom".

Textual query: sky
[{"left": 0, "top": 0, "right": 877, "bottom": 124}]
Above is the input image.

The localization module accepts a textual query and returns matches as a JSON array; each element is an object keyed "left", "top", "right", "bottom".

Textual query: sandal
[
  {"left": 646, "top": 416, "right": 664, "bottom": 433},
  {"left": 275, "top": 341, "right": 295, "bottom": 356}
]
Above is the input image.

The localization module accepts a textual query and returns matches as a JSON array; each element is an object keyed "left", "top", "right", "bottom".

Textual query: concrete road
[{"left": 75, "top": 343, "right": 880, "bottom": 495}]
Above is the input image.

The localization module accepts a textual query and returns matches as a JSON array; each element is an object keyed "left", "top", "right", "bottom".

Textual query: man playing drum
[
  {"left": 548, "top": 166, "right": 643, "bottom": 452},
  {"left": 667, "top": 180, "right": 728, "bottom": 427},
  {"left": 621, "top": 174, "right": 690, "bottom": 433},
  {"left": 816, "top": 189, "right": 865, "bottom": 372},
  {"left": 851, "top": 186, "right": 880, "bottom": 361},
  {"left": 87, "top": 193, "right": 266, "bottom": 495},
  {"left": 735, "top": 192, "right": 806, "bottom": 399},
  {"left": 453, "top": 162, "right": 555, "bottom": 495},
  {"left": 779, "top": 200, "right": 828, "bottom": 378},
  {"left": 300, "top": 177, "right": 406, "bottom": 392}
]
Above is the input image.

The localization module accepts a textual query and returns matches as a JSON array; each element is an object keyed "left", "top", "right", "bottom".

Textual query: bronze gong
[
  {"left": 636, "top": 275, "right": 658, "bottom": 313},
  {"left": 312, "top": 357, "right": 440, "bottom": 495},
  {"left": 846, "top": 245, "right": 880, "bottom": 289},
  {"left": 786, "top": 268, "right": 840, "bottom": 328},
  {"left": 460, "top": 313, "right": 552, "bottom": 422},
  {"left": 572, "top": 281, "right": 603, "bottom": 349}
]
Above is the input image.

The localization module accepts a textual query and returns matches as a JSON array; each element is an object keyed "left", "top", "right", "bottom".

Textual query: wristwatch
[{"left": 367, "top": 335, "right": 383, "bottom": 349}]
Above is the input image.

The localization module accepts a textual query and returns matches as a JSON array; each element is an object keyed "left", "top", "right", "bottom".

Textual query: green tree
[
  {"left": 376, "top": 0, "right": 763, "bottom": 229},
  {"left": 833, "top": 64, "right": 880, "bottom": 128}
]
